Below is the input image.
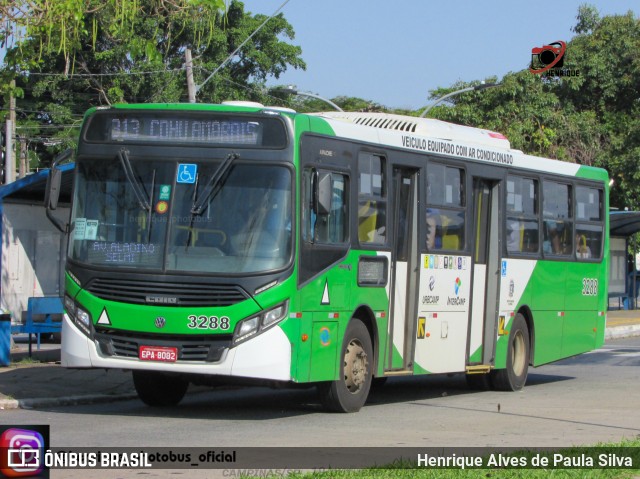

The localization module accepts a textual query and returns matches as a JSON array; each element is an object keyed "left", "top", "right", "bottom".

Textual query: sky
[{"left": 241, "top": 0, "right": 639, "bottom": 110}]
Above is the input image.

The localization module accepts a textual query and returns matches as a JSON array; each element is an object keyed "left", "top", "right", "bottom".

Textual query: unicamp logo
[{"left": 530, "top": 40, "right": 580, "bottom": 77}]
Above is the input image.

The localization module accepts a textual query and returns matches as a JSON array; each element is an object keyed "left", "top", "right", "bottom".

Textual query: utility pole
[
  {"left": 4, "top": 80, "right": 16, "bottom": 184},
  {"left": 185, "top": 49, "right": 196, "bottom": 103},
  {"left": 18, "top": 135, "right": 27, "bottom": 178}
]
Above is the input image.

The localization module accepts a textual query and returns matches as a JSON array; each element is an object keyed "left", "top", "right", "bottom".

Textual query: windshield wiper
[
  {"left": 190, "top": 152, "right": 238, "bottom": 215},
  {"left": 117, "top": 148, "right": 151, "bottom": 211}
]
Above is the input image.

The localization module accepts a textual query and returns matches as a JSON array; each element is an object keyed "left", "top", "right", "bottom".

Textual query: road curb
[
  {"left": 0, "top": 393, "right": 138, "bottom": 411},
  {"left": 605, "top": 325, "right": 640, "bottom": 340}
]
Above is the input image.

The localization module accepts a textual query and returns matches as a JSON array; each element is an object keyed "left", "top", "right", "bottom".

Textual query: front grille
[
  {"left": 85, "top": 277, "right": 249, "bottom": 307},
  {"left": 95, "top": 330, "right": 232, "bottom": 363}
]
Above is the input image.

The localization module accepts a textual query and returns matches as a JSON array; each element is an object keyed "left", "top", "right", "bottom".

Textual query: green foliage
[
  {"left": 1, "top": 0, "right": 225, "bottom": 68},
  {"left": 418, "top": 5, "right": 640, "bottom": 210},
  {"left": 0, "top": 0, "right": 305, "bottom": 167}
]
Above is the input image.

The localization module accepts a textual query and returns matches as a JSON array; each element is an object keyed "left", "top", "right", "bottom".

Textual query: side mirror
[
  {"left": 45, "top": 148, "right": 73, "bottom": 233},
  {"left": 45, "top": 165, "right": 62, "bottom": 210}
]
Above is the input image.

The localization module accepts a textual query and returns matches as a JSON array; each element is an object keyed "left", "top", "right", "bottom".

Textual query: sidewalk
[
  {"left": 0, "top": 336, "right": 136, "bottom": 410},
  {"left": 1, "top": 311, "right": 640, "bottom": 411}
]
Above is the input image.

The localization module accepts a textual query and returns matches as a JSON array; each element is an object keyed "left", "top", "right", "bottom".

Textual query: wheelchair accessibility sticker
[{"left": 177, "top": 163, "right": 197, "bottom": 184}]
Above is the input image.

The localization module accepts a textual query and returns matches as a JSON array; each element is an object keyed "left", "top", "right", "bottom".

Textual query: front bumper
[{"left": 61, "top": 313, "right": 292, "bottom": 381}]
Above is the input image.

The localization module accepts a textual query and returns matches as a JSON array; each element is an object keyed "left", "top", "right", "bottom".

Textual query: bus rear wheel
[
  {"left": 132, "top": 371, "right": 189, "bottom": 407},
  {"left": 491, "top": 313, "right": 530, "bottom": 391},
  {"left": 318, "top": 319, "right": 373, "bottom": 413}
]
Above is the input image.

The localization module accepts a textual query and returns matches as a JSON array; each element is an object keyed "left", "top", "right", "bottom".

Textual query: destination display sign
[{"left": 84, "top": 111, "right": 287, "bottom": 147}]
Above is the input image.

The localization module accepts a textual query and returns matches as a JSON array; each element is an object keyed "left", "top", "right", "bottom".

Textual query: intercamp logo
[{"left": 454, "top": 277, "right": 462, "bottom": 296}]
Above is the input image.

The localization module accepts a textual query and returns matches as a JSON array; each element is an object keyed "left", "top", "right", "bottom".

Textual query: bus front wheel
[
  {"left": 132, "top": 371, "right": 189, "bottom": 407},
  {"left": 491, "top": 313, "right": 530, "bottom": 391},
  {"left": 318, "top": 319, "right": 373, "bottom": 413}
]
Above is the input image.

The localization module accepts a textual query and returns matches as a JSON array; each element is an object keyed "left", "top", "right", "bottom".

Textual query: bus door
[
  {"left": 386, "top": 166, "right": 420, "bottom": 372},
  {"left": 468, "top": 178, "right": 502, "bottom": 369}
]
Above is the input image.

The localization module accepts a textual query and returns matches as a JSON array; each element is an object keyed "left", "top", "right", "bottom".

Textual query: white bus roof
[{"left": 311, "top": 111, "right": 511, "bottom": 150}]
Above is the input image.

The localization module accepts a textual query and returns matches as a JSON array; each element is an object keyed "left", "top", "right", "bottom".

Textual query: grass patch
[{"left": 12, "top": 356, "right": 42, "bottom": 366}]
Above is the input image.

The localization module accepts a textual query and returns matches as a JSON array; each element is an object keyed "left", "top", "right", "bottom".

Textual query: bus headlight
[
  {"left": 64, "top": 295, "right": 76, "bottom": 316},
  {"left": 232, "top": 302, "right": 288, "bottom": 346},
  {"left": 262, "top": 303, "right": 287, "bottom": 328},
  {"left": 76, "top": 308, "right": 91, "bottom": 329},
  {"left": 236, "top": 316, "right": 260, "bottom": 340},
  {"left": 64, "top": 294, "right": 93, "bottom": 338}
]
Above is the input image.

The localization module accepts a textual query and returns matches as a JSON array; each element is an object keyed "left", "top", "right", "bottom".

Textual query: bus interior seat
[
  {"left": 358, "top": 201, "right": 377, "bottom": 242},
  {"left": 442, "top": 233, "right": 459, "bottom": 250},
  {"left": 441, "top": 214, "right": 460, "bottom": 250}
]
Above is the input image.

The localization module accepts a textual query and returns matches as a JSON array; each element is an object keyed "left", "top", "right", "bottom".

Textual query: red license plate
[{"left": 139, "top": 346, "right": 178, "bottom": 362}]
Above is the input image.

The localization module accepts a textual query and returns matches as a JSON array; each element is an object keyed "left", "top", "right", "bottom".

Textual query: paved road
[
  {"left": 3, "top": 338, "right": 639, "bottom": 461},
  {"left": 3, "top": 316, "right": 639, "bottom": 478}
]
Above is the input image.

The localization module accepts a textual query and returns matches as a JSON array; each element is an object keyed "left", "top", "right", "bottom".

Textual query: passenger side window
[
  {"left": 303, "top": 168, "right": 348, "bottom": 244},
  {"left": 575, "top": 186, "right": 603, "bottom": 260},
  {"left": 506, "top": 176, "right": 539, "bottom": 254},
  {"left": 426, "top": 163, "right": 465, "bottom": 251},
  {"left": 358, "top": 153, "right": 386, "bottom": 244},
  {"left": 542, "top": 181, "right": 572, "bottom": 256}
]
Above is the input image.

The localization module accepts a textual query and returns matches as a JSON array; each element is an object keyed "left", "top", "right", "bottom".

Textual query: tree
[
  {"left": 1, "top": 0, "right": 227, "bottom": 76},
  {"left": 560, "top": 6, "right": 640, "bottom": 208},
  {"left": 420, "top": 5, "right": 640, "bottom": 210},
  {"left": 425, "top": 73, "right": 579, "bottom": 160},
  {"left": 1, "top": 0, "right": 305, "bottom": 167}
]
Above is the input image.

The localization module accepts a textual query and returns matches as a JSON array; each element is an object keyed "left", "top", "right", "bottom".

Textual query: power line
[
  {"left": 196, "top": 0, "right": 291, "bottom": 96},
  {"left": 16, "top": 124, "right": 81, "bottom": 129},
  {"left": 16, "top": 67, "right": 187, "bottom": 78}
]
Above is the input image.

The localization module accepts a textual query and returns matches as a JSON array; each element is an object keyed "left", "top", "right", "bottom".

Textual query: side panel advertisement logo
[{"left": 454, "top": 277, "right": 462, "bottom": 296}]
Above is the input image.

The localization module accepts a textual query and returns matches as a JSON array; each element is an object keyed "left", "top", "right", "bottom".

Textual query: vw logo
[{"left": 154, "top": 317, "right": 166, "bottom": 329}]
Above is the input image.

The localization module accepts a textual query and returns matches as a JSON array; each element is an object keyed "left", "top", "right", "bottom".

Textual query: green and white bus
[{"left": 52, "top": 102, "right": 609, "bottom": 412}]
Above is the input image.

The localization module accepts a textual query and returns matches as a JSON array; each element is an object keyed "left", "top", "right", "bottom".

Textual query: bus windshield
[{"left": 68, "top": 157, "right": 293, "bottom": 274}]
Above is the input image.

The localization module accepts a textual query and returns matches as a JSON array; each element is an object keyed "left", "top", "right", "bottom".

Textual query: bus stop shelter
[
  {"left": 609, "top": 210, "right": 640, "bottom": 309},
  {"left": 0, "top": 164, "right": 74, "bottom": 324}
]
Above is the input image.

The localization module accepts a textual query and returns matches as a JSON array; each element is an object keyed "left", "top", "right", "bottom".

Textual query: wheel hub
[{"left": 344, "top": 339, "right": 369, "bottom": 393}]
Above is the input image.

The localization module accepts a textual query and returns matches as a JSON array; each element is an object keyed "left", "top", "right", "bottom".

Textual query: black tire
[
  {"left": 132, "top": 371, "right": 189, "bottom": 407},
  {"left": 490, "top": 313, "right": 530, "bottom": 391},
  {"left": 318, "top": 319, "right": 373, "bottom": 413},
  {"left": 371, "top": 376, "right": 388, "bottom": 389}
]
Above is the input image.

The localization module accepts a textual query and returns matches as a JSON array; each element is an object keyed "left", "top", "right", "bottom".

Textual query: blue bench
[{"left": 11, "top": 296, "right": 63, "bottom": 355}]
